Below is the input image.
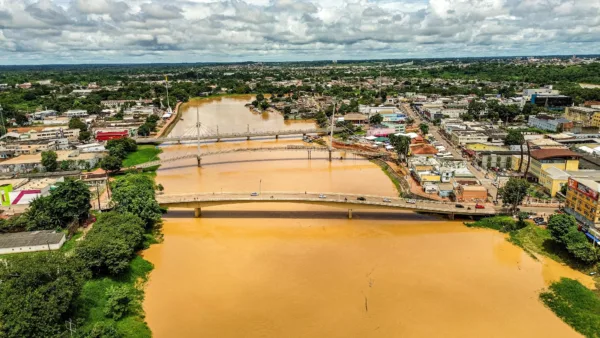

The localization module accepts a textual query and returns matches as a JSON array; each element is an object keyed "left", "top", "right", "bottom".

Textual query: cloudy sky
[{"left": 0, "top": 0, "right": 599, "bottom": 65}]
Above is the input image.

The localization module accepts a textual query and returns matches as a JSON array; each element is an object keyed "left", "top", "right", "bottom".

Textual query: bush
[
  {"left": 81, "top": 322, "right": 123, "bottom": 338},
  {"left": 104, "top": 286, "right": 135, "bottom": 320},
  {"left": 465, "top": 216, "right": 523, "bottom": 233}
]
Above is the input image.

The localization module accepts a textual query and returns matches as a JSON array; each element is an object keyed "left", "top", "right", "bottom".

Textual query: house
[
  {"left": 450, "top": 130, "right": 489, "bottom": 145},
  {"left": 0, "top": 230, "right": 66, "bottom": 255},
  {"left": 32, "top": 110, "right": 58, "bottom": 120},
  {"left": 453, "top": 181, "right": 488, "bottom": 202},
  {"left": 409, "top": 144, "right": 438, "bottom": 156},
  {"left": 18, "top": 82, "right": 32, "bottom": 89}
]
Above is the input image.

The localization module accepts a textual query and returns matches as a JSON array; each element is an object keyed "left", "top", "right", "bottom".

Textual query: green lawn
[
  {"left": 123, "top": 146, "right": 162, "bottom": 167},
  {"left": 74, "top": 256, "right": 154, "bottom": 337}
]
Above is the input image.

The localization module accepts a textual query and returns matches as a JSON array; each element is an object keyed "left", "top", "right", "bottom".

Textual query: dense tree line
[
  {"left": 0, "top": 173, "right": 162, "bottom": 337},
  {"left": 547, "top": 214, "right": 600, "bottom": 265}
]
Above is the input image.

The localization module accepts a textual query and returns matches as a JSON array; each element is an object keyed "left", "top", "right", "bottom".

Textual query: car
[
  {"left": 475, "top": 204, "right": 485, "bottom": 209},
  {"left": 407, "top": 199, "right": 417, "bottom": 204},
  {"left": 455, "top": 204, "right": 465, "bottom": 208},
  {"left": 383, "top": 198, "right": 391, "bottom": 203},
  {"left": 250, "top": 192, "right": 258, "bottom": 196},
  {"left": 357, "top": 196, "right": 366, "bottom": 201},
  {"left": 319, "top": 194, "right": 327, "bottom": 199}
]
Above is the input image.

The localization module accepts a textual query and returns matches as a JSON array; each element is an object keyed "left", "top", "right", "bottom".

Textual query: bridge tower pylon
[{"left": 196, "top": 107, "right": 202, "bottom": 167}]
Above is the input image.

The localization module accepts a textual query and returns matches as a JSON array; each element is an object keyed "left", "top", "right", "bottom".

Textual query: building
[
  {"left": 382, "top": 122, "right": 406, "bottom": 133},
  {"left": 527, "top": 149, "right": 581, "bottom": 180},
  {"left": 32, "top": 110, "right": 58, "bottom": 120},
  {"left": 540, "top": 168, "right": 600, "bottom": 197},
  {"left": 381, "top": 113, "right": 407, "bottom": 123},
  {"left": 1, "top": 139, "right": 57, "bottom": 155},
  {"left": 342, "top": 113, "right": 368, "bottom": 125},
  {"left": 527, "top": 114, "right": 573, "bottom": 132},
  {"left": 0, "top": 230, "right": 66, "bottom": 255},
  {"left": 0, "top": 150, "right": 103, "bottom": 173},
  {"left": 565, "top": 177, "right": 600, "bottom": 228},
  {"left": 101, "top": 99, "right": 153, "bottom": 108},
  {"left": 29, "top": 128, "right": 80, "bottom": 142},
  {"left": 450, "top": 131, "right": 489, "bottom": 145},
  {"left": 64, "top": 109, "right": 88, "bottom": 118},
  {"left": 367, "top": 126, "right": 396, "bottom": 137},
  {"left": 530, "top": 94, "right": 573, "bottom": 110},
  {"left": 565, "top": 106, "right": 600, "bottom": 126},
  {"left": 453, "top": 180, "right": 488, "bottom": 202},
  {"left": 523, "top": 86, "right": 559, "bottom": 99},
  {"left": 95, "top": 130, "right": 129, "bottom": 142}
]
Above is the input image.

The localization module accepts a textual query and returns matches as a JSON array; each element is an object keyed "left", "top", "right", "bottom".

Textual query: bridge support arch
[
  {"left": 348, "top": 209, "right": 353, "bottom": 219},
  {"left": 194, "top": 208, "right": 202, "bottom": 218}
]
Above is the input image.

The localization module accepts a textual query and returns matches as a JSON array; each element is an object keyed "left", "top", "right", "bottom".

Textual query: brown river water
[{"left": 143, "top": 96, "right": 593, "bottom": 338}]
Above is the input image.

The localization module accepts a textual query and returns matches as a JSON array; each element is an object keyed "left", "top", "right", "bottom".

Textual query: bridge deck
[
  {"left": 134, "top": 146, "right": 387, "bottom": 169},
  {"left": 157, "top": 192, "right": 496, "bottom": 216},
  {"left": 136, "top": 128, "right": 342, "bottom": 144}
]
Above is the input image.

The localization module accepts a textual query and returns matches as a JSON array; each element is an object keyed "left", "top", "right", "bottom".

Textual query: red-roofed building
[
  {"left": 410, "top": 144, "right": 438, "bottom": 156},
  {"left": 96, "top": 131, "right": 128, "bottom": 142}
]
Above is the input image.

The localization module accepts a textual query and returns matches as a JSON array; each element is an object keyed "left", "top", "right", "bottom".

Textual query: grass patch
[
  {"left": 540, "top": 278, "right": 600, "bottom": 338},
  {"left": 60, "top": 231, "right": 84, "bottom": 253},
  {"left": 464, "top": 216, "right": 517, "bottom": 232},
  {"left": 123, "top": 145, "right": 162, "bottom": 167},
  {"left": 74, "top": 256, "right": 154, "bottom": 337}
]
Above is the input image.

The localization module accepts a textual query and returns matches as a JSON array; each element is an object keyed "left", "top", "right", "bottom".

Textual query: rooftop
[
  {"left": 0, "top": 151, "right": 100, "bottom": 166},
  {"left": 0, "top": 230, "right": 65, "bottom": 249},
  {"left": 530, "top": 149, "right": 581, "bottom": 160}
]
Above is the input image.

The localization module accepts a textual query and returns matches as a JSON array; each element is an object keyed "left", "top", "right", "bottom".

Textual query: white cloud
[{"left": 0, "top": 0, "right": 598, "bottom": 64}]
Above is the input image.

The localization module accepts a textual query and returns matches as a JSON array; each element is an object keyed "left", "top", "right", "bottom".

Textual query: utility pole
[
  {"left": 96, "top": 182, "right": 101, "bottom": 211},
  {"left": 165, "top": 75, "right": 171, "bottom": 113},
  {"left": 196, "top": 107, "right": 201, "bottom": 167},
  {"left": 65, "top": 319, "right": 75, "bottom": 337}
]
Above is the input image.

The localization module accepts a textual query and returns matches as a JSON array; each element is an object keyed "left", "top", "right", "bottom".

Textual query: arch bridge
[
  {"left": 133, "top": 146, "right": 388, "bottom": 169},
  {"left": 156, "top": 191, "right": 496, "bottom": 219}
]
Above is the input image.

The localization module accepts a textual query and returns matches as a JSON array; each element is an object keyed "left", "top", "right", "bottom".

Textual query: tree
[
  {"left": 256, "top": 93, "right": 265, "bottom": 102},
  {"left": 15, "top": 113, "right": 29, "bottom": 126},
  {"left": 41, "top": 150, "right": 58, "bottom": 172},
  {"left": 389, "top": 134, "right": 411, "bottom": 163},
  {"left": 101, "top": 155, "right": 122, "bottom": 173},
  {"left": 563, "top": 228, "right": 599, "bottom": 264},
  {"left": 104, "top": 286, "right": 136, "bottom": 320},
  {"left": 137, "top": 123, "right": 151, "bottom": 137},
  {"left": 76, "top": 212, "right": 145, "bottom": 276},
  {"left": 467, "top": 100, "right": 486, "bottom": 119},
  {"left": 69, "top": 117, "right": 88, "bottom": 132},
  {"left": 499, "top": 178, "right": 530, "bottom": 213},
  {"left": 83, "top": 322, "right": 123, "bottom": 338},
  {"left": 419, "top": 123, "right": 429, "bottom": 135},
  {"left": 369, "top": 113, "right": 383, "bottom": 125},
  {"left": 79, "top": 130, "right": 92, "bottom": 142},
  {"left": 0, "top": 253, "right": 89, "bottom": 338},
  {"left": 111, "top": 174, "right": 162, "bottom": 229},
  {"left": 260, "top": 101, "right": 269, "bottom": 110},
  {"left": 547, "top": 214, "right": 577, "bottom": 244},
  {"left": 505, "top": 130, "right": 525, "bottom": 173}
]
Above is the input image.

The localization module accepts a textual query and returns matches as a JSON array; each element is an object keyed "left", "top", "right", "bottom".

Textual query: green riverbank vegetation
[{"left": 0, "top": 173, "right": 162, "bottom": 337}]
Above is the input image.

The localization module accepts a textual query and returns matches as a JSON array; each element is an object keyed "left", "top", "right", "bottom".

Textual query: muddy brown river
[{"left": 143, "top": 96, "right": 592, "bottom": 337}]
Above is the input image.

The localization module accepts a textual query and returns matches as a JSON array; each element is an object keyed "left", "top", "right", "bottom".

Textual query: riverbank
[
  {"left": 466, "top": 216, "right": 600, "bottom": 337},
  {"left": 157, "top": 101, "right": 183, "bottom": 137}
]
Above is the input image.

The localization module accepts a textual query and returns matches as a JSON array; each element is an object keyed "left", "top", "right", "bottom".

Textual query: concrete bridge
[
  {"left": 133, "top": 146, "right": 388, "bottom": 169},
  {"left": 135, "top": 128, "right": 343, "bottom": 144},
  {"left": 156, "top": 191, "right": 496, "bottom": 219}
]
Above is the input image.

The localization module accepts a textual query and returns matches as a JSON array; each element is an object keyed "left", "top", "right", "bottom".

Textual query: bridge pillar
[
  {"left": 197, "top": 156, "right": 202, "bottom": 167},
  {"left": 194, "top": 208, "right": 202, "bottom": 218},
  {"left": 328, "top": 150, "right": 332, "bottom": 162},
  {"left": 448, "top": 213, "right": 455, "bottom": 220},
  {"left": 275, "top": 134, "right": 279, "bottom": 140},
  {"left": 247, "top": 136, "right": 250, "bottom": 140},
  {"left": 348, "top": 209, "right": 353, "bottom": 219}
]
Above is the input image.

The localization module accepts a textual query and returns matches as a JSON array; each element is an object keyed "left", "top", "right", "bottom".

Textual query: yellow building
[
  {"left": 511, "top": 154, "right": 529, "bottom": 173},
  {"left": 527, "top": 149, "right": 580, "bottom": 180},
  {"left": 565, "top": 177, "right": 600, "bottom": 228},
  {"left": 539, "top": 167, "right": 570, "bottom": 197},
  {"left": 466, "top": 143, "right": 509, "bottom": 151},
  {"left": 593, "top": 112, "right": 600, "bottom": 127}
]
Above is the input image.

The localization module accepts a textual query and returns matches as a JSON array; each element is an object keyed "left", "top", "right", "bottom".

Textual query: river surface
[{"left": 143, "top": 96, "right": 593, "bottom": 338}]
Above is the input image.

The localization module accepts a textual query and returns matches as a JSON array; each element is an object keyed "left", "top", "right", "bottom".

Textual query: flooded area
[
  {"left": 143, "top": 96, "right": 593, "bottom": 338},
  {"left": 169, "top": 95, "right": 316, "bottom": 137}
]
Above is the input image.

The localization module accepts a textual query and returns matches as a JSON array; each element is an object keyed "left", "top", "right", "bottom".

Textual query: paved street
[{"left": 401, "top": 103, "right": 499, "bottom": 200}]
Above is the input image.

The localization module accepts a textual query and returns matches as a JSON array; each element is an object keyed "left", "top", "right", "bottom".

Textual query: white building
[
  {"left": 64, "top": 110, "right": 88, "bottom": 118},
  {"left": 29, "top": 128, "right": 80, "bottom": 141},
  {"left": 0, "top": 230, "right": 66, "bottom": 255},
  {"left": 523, "top": 86, "right": 559, "bottom": 100}
]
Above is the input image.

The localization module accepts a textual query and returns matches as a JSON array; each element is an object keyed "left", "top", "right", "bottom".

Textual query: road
[{"left": 401, "top": 103, "right": 499, "bottom": 200}]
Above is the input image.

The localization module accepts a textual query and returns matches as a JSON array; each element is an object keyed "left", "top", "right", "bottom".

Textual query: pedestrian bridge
[
  {"left": 135, "top": 128, "right": 342, "bottom": 144},
  {"left": 156, "top": 192, "right": 496, "bottom": 219},
  {"left": 133, "top": 146, "right": 387, "bottom": 169}
]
